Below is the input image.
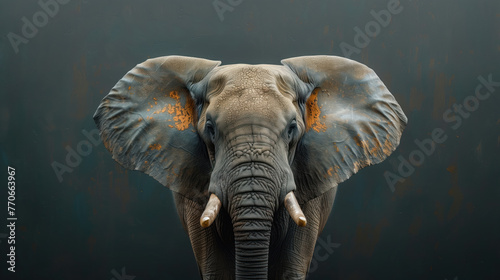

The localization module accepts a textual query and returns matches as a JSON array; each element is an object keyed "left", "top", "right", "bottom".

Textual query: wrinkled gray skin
[
  {"left": 178, "top": 64, "right": 336, "bottom": 279},
  {"left": 94, "top": 55, "right": 407, "bottom": 279}
]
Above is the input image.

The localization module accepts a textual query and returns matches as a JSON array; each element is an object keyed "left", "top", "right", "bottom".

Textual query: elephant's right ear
[
  {"left": 94, "top": 56, "right": 220, "bottom": 204},
  {"left": 282, "top": 56, "right": 407, "bottom": 202}
]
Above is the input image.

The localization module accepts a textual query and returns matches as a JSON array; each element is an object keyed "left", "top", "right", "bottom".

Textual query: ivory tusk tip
[
  {"left": 284, "top": 191, "right": 307, "bottom": 227},
  {"left": 200, "top": 216, "right": 211, "bottom": 228},
  {"left": 200, "top": 193, "right": 221, "bottom": 228},
  {"left": 298, "top": 216, "right": 307, "bottom": 227}
]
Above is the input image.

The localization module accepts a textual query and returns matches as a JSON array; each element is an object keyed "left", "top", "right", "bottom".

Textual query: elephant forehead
[
  {"left": 230, "top": 65, "right": 274, "bottom": 85},
  {"left": 209, "top": 66, "right": 295, "bottom": 119},
  {"left": 213, "top": 86, "right": 288, "bottom": 124},
  {"left": 211, "top": 64, "right": 293, "bottom": 91}
]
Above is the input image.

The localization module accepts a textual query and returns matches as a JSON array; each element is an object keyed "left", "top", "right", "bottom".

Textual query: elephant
[{"left": 93, "top": 55, "right": 407, "bottom": 279}]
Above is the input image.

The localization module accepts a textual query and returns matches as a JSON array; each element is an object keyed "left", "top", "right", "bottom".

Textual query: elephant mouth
[
  {"left": 201, "top": 159, "right": 307, "bottom": 228},
  {"left": 199, "top": 191, "right": 306, "bottom": 228}
]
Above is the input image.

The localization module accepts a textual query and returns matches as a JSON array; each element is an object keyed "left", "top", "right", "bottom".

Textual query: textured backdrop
[{"left": 1, "top": 0, "right": 499, "bottom": 279}]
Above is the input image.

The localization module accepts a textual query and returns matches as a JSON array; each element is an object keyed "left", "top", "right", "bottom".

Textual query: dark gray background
[{"left": 1, "top": 0, "right": 499, "bottom": 279}]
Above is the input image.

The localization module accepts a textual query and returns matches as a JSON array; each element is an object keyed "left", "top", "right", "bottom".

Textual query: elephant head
[{"left": 94, "top": 55, "right": 407, "bottom": 279}]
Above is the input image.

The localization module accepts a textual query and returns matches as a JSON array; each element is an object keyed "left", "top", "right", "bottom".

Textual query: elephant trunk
[
  {"left": 229, "top": 173, "right": 278, "bottom": 279},
  {"left": 233, "top": 213, "right": 273, "bottom": 279}
]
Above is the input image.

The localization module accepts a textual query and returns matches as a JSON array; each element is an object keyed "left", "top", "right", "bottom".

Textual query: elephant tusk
[
  {"left": 200, "top": 194, "right": 221, "bottom": 228},
  {"left": 284, "top": 191, "right": 307, "bottom": 227}
]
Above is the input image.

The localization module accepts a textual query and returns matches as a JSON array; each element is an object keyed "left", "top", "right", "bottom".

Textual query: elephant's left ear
[
  {"left": 94, "top": 56, "right": 220, "bottom": 204},
  {"left": 282, "top": 56, "right": 407, "bottom": 202}
]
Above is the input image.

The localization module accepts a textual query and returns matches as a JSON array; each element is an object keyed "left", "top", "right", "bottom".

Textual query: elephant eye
[
  {"left": 205, "top": 120, "right": 216, "bottom": 142},
  {"left": 287, "top": 119, "right": 297, "bottom": 140}
]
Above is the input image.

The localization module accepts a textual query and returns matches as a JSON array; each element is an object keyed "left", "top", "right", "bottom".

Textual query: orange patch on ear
[
  {"left": 324, "top": 166, "right": 341, "bottom": 181},
  {"left": 382, "top": 138, "right": 393, "bottom": 156},
  {"left": 353, "top": 135, "right": 362, "bottom": 146},
  {"left": 169, "top": 91, "right": 179, "bottom": 99},
  {"left": 326, "top": 167, "right": 334, "bottom": 177},
  {"left": 149, "top": 144, "right": 162, "bottom": 150},
  {"left": 166, "top": 90, "right": 197, "bottom": 131},
  {"left": 305, "top": 88, "right": 327, "bottom": 132}
]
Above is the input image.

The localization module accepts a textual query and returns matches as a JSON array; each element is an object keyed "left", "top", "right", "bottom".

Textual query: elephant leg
[
  {"left": 173, "top": 193, "right": 235, "bottom": 280},
  {"left": 270, "top": 187, "right": 338, "bottom": 280}
]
